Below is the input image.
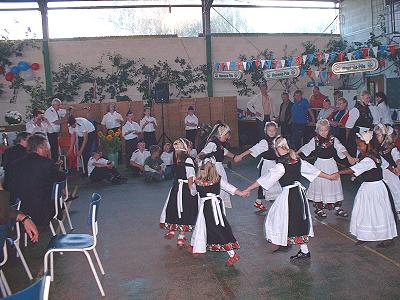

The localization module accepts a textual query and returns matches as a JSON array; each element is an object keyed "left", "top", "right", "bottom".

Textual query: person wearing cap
[
  {"left": 67, "top": 116, "right": 96, "bottom": 175},
  {"left": 101, "top": 103, "right": 124, "bottom": 132},
  {"left": 184, "top": 106, "right": 198, "bottom": 148},
  {"left": 129, "top": 139, "right": 150, "bottom": 176},
  {"left": 44, "top": 98, "right": 67, "bottom": 161},
  {"left": 375, "top": 92, "right": 393, "bottom": 126},
  {"left": 122, "top": 111, "right": 141, "bottom": 166},
  {"left": 246, "top": 83, "right": 273, "bottom": 142},
  {"left": 26, "top": 109, "right": 50, "bottom": 135}
]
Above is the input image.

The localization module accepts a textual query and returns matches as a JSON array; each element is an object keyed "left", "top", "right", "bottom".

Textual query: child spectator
[
  {"left": 144, "top": 145, "right": 165, "bottom": 182},
  {"left": 161, "top": 143, "right": 174, "bottom": 180},
  {"left": 129, "top": 139, "right": 150, "bottom": 176},
  {"left": 184, "top": 106, "right": 198, "bottom": 148},
  {"left": 88, "top": 151, "right": 126, "bottom": 184}
]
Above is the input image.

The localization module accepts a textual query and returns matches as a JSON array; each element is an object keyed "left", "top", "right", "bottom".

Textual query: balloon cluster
[{"left": 0, "top": 61, "right": 40, "bottom": 82}]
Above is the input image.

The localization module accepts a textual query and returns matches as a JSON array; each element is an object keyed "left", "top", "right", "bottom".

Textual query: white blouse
[
  {"left": 377, "top": 102, "right": 393, "bottom": 125},
  {"left": 201, "top": 142, "right": 229, "bottom": 156},
  {"left": 101, "top": 111, "right": 123, "bottom": 129},
  {"left": 256, "top": 159, "right": 321, "bottom": 190},
  {"left": 249, "top": 139, "right": 269, "bottom": 157},
  {"left": 184, "top": 114, "right": 199, "bottom": 130},
  {"left": 122, "top": 121, "right": 141, "bottom": 140},
  {"left": 140, "top": 116, "right": 157, "bottom": 132},
  {"left": 350, "top": 157, "right": 378, "bottom": 177},
  {"left": 299, "top": 137, "right": 347, "bottom": 160}
]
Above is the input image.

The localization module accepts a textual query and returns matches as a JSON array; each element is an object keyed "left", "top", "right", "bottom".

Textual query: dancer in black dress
[
  {"left": 160, "top": 138, "right": 198, "bottom": 248},
  {"left": 188, "top": 159, "right": 248, "bottom": 266}
]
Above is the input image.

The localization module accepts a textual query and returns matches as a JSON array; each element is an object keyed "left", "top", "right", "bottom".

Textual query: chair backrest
[
  {"left": 51, "top": 181, "right": 66, "bottom": 220},
  {"left": 88, "top": 193, "right": 101, "bottom": 239},
  {"left": 5, "top": 274, "right": 51, "bottom": 300}
]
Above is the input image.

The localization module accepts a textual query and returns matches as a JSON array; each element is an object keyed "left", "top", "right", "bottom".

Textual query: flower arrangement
[
  {"left": 5, "top": 110, "right": 22, "bottom": 125},
  {"left": 98, "top": 129, "right": 122, "bottom": 154}
]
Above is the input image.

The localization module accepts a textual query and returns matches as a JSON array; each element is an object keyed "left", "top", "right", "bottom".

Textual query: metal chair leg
[
  {"left": 24, "top": 232, "right": 28, "bottom": 247},
  {"left": 15, "top": 244, "right": 33, "bottom": 280},
  {"left": 0, "top": 275, "right": 7, "bottom": 297},
  {"left": 83, "top": 251, "right": 105, "bottom": 296},
  {"left": 58, "top": 220, "right": 67, "bottom": 234},
  {"left": 0, "top": 270, "right": 11, "bottom": 296},
  {"left": 92, "top": 248, "right": 105, "bottom": 275},
  {"left": 64, "top": 204, "right": 74, "bottom": 231},
  {"left": 50, "top": 252, "right": 54, "bottom": 282},
  {"left": 49, "top": 222, "right": 56, "bottom": 236}
]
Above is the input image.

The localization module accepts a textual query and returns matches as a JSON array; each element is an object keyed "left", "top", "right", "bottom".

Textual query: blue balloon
[
  {"left": 17, "top": 61, "right": 30, "bottom": 71},
  {"left": 10, "top": 66, "right": 20, "bottom": 74}
]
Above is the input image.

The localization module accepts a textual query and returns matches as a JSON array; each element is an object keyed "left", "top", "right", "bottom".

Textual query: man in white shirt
[
  {"left": 122, "top": 111, "right": 141, "bottom": 166},
  {"left": 140, "top": 107, "right": 157, "bottom": 147},
  {"left": 101, "top": 103, "right": 124, "bottom": 130},
  {"left": 44, "top": 98, "right": 67, "bottom": 161},
  {"left": 129, "top": 139, "right": 150, "bottom": 176},
  {"left": 184, "top": 106, "right": 199, "bottom": 148},
  {"left": 67, "top": 116, "right": 96, "bottom": 175},
  {"left": 26, "top": 109, "right": 50, "bottom": 135},
  {"left": 247, "top": 83, "right": 273, "bottom": 142}
]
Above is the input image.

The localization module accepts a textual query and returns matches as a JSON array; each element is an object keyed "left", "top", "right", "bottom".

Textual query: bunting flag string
[{"left": 213, "top": 43, "right": 398, "bottom": 72}]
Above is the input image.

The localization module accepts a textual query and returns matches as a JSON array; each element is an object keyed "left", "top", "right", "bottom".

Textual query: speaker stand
[{"left": 157, "top": 101, "right": 173, "bottom": 146}]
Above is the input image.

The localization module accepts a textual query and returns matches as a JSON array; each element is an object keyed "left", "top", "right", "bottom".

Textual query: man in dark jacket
[
  {"left": 6, "top": 134, "right": 66, "bottom": 227},
  {"left": 2, "top": 131, "right": 30, "bottom": 172},
  {"left": 277, "top": 92, "right": 293, "bottom": 139}
]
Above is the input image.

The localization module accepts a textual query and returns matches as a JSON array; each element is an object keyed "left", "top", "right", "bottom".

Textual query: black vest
[
  {"left": 260, "top": 137, "right": 278, "bottom": 160},
  {"left": 354, "top": 102, "right": 373, "bottom": 129},
  {"left": 358, "top": 156, "right": 383, "bottom": 182},
  {"left": 277, "top": 156, "right": 302, "bottom": 187},
  {"left": 207, "top": 138, "right": 225, "bottom": 162},
  {"left": 314, "top": 135, "right": 336, "bottom": 159}
]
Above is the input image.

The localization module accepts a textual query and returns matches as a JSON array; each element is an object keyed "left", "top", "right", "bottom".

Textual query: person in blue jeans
[{"left": 291, "top": 90, "right": 310, "bottom": 150}]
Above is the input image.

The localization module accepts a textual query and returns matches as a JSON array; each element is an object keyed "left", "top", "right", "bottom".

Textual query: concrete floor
[{"left": 4, "top": 157, "right": 400, "bottom": 299}]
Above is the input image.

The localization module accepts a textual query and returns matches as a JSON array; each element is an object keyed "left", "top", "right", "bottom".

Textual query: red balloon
[
  {"left": 5, "top": 72, "right": 14, "bottom": 81},
  {"left": 31, "top": 63, "right": 40, "bottom": 71}
]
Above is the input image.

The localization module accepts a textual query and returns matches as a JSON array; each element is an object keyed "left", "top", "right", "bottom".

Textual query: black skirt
[
  {"left": 287, "top": 187, "right": 311, "bottom": 245},
  {"left": 203, "top": 198, "right": 239, "bottom": 252},
  {"left": 162, "top": 182, "right": 198, "bottom": 232}
]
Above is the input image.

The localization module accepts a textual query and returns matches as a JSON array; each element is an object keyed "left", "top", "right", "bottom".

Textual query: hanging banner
[
  {"left": 332, "top": 58, "right": 379, "bottom": 75},
  {"left": 213, "top": 70, "right": 243, "bottom": 80},
  {"left": 263, "top": 66, "right": 300, "bottom": 80}
]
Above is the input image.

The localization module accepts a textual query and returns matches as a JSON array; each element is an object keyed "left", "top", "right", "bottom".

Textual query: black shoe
[
  {"left": 290, "top": 250, "right": 311, "bottom": 260},
  {"left": 272, "top": 245, "right": 292, "bottom": 253}
]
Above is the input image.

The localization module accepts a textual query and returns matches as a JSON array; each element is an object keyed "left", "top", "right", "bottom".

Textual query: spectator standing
[
  {"left": 345, "top": 91, "right": 379, "bottom": 157},
  {"left": 291, "top": 90, "right": 310, "bottom": 150},
  {"left": 101, "top": 103, "right": 124, "bottom": 131},
  {"left": 247, "top": 83, "right": 273, "bottom": 142},
  {"left": 140, "top": 107, "right": 158, "bottom": 147},
  {"left": 67, "top": 116, "right": 96, "bottom": 175},
  {"left": 375, "top": 92, "right": 393, "bottom": 125},
  {"left": 26, "top": 109, "right": 50, "bottom": 135},
  {"left": 184, "top": 106, "right": 199, "bottom": 148},
  {"left": 122, "top": 111, "right": 141, "bottom": 166},
  {"left": 277, "top": 92, "right": 293, "bottom": 139},
  {"left": 44, "top": 98, "right": 67, "bottom": 161}
]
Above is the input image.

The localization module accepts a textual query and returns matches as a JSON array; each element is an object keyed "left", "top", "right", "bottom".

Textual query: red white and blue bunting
[{"left": 214, "top": 44, "right": 398, "bottom": 79}]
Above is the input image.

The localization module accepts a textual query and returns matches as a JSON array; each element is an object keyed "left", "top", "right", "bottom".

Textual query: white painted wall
[{"left": 0, "top": 34, "right": 340, "bottom": 125}]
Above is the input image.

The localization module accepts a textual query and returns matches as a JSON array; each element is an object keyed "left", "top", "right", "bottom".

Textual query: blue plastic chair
[
  {"left": 43, "top": 193, "right": 105, "bottom": 297},
  {"left": 4, "top": 274, "right": 51, "bottom": 300}
]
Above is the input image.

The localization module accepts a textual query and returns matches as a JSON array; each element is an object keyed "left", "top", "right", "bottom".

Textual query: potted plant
[{"left": 98, "top": 129, "right": 122, "bottom": 166}]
